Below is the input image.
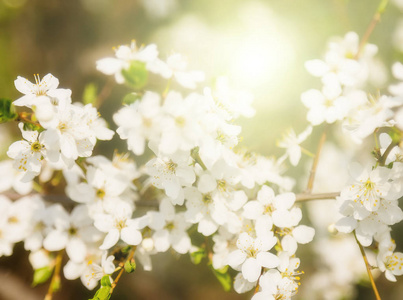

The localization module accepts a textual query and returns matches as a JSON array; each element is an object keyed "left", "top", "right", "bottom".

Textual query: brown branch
[
  {"left": 44, "top": 251, "right": 63, "bottom": 300},
  {"left": 16, "top": 112, "right": 41, "bottom": 127},
  {"left": 379, "top": 142, "right": 398, "bottom": 166},
  {"left": 353, "top": 231, "right": 381, "bottom": 300},
  {"left": 306, "top": 126, "right": 327, "bottom": 193},
  {"left": 296, "top": 192, "right": 340, "bottom": 202},
  {"left": 110, "top": 246, "right": 137, "bottom": 295},
  {"left": 355, "top": 0, "right": 389, "bottom": 59},
  {"left": 95, "top": 78, "right": 114, "bottom": 109}
]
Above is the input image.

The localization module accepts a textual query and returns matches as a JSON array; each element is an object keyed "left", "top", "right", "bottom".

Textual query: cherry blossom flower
[
  {"left": 228, "top": 232, "right": 279, "bottom": 282},
  {"left": 94, "top": 203, "right": 147, "bottom": 250}
]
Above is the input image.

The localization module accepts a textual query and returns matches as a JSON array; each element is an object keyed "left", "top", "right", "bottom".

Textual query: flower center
[
  {"left": 364, "top": 179, "right": 375, "bottom": 190},
  {"left": 216, "top": 131, "right": 226, "bottom": 144},
  {"left": 175, "top": 116, "right": 186, "bottom": 127},
  {"left": 165, "top": 160, "right": 177, "bottom": 173},
  {"left": 58, "top": 122, "right": 67, "bottom": 132},
  {"left": 217, "top": 180, "right": 227, "bottom": 192},
  {"left": 115, "top": 218, "right": 127, "bottom": 230},
  {"left": 96, "top": 188, "right": 106, "bottom": 199},
  {"left": 202, "top": 193, "right": 213, "bottom": 205},
  {"left": 31, "top": 141, "right": 43, "bottom": 152},
  {"left": 324, "top": 98, "right": 334, "bottom": 107},
  {"left": 165, "top": 222, "right": 175, "bottom": 231},
  {"left": 68, "top": 227, "right": 78, "bottom": 236},
  {"left": 142, "top": 117, "right": 152, "bottom": 128},
  {"left": 264, "top": 204, "right": 275, "bottom": 215},
  {"left": 245, "top": 246, "right": 258, "bottom": 258},
  {"left": 8, "top": 216, "right": 19, "bottom": 224}
]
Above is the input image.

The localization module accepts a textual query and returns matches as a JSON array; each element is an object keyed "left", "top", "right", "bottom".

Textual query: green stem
[
  {"left": 379, "top": 141, "right": 398, "bottom": 166},
  {"left": 300, "top": 147, "right": 315, "bottom": 158}
]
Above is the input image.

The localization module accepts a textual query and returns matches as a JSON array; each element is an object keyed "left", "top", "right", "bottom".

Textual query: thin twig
[
  {"left": 306, "top": 126, "right": 327, "bottom": 193},
  {"left": 296, "top": 192, "right": 340, "bottom": 202},
  {"left": 379, "top": 142, "right": 398, "bottom": 166},
  {"left": 16, "top": 112, "right": 41, "bottom": 127},
  {"left": 353, "top": 231, "right": 381, "bottom": 300},
  {"left": 44, "top": 251, "right": 63, "bottom": 300},
  {"left": 355, "top": 0, "right": 389, "bottom": 59},
  {"left": 110, "top": 246, "right": 137, "bottom": 295},
  {"left": 253, "top": 269, "right": 265, "bottom": 295},
  {"left": 95, "top": 78, "right": 114, "bottom": 109}
]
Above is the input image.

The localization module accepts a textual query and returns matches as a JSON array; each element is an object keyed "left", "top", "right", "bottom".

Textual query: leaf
[
  {"left": 89, "top": 286, "right": 111, "bottom": 300},
  {"left": 0, "top": 98, "right": 17, "bottom": 123},
  {"left": 122, "top": 93, "right": 141, "bottom": 105},
  {"left": 32, "top": 266, "right": 53, "bottom": 287},
  {"left": 388, "top": 128, "right": 402, "bottom": 144},
  {"left": 100, "top": 275, "right": 112, "bottom": 287},
  {"left": 210, "top": 265, "right": 232, "bottom": 292},
  {"left": 124, "top": 259, "right": 136, "bottom": 273},
  {"left": 121, "top": 245, "right": 132, "bottom": 254},
  {"left": 23, "top": 122, "right": 43, "bottom": 132},
  {"left": 83, "top": 83, "right": 98, "bottom": 105},
  {"left": 121, "top": 61, "right": 148, "bottom": 89},
  {"left": 190, "top": 247, "right": 206, "bottom": 265}
]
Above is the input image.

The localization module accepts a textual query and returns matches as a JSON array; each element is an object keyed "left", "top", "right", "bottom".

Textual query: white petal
[
  {"left": 292, "top": 225, "right": 315, "bottom": 244},
  {"left": 242, "top": 257, "right": 261, "bottom": 282},
  {"left": 335, "top": 217, "right": 357, "bottom": 233},
  {"left": 281, "top": 235, "right": 297, "bottom": 255},
  {"left": 256, "top": 252, "right": 280, "bottom": 268},
  {"left": 228, "top": 249, "right": 247, "bottom": 268},
  {"left": 99, "top": 229, "right": 120, "bottom": 250},
  {"left": 96, "top": 58, "right": 123, "bottom": 75},
  {"left": 305, "top": 59, "right": 329, "bottom": 77},
  {"left": 43, "top": 230, "right": 68, "bottom": 251},
  {"left": 66, "top": 238, "right": 87, "bottom": 263},
  {"left": 121, "top": 226, "right": 142, "bottom": 246},
  {"left": 153, "top": 229, "right": 170, "bottom": 252},
  {"left": 243, "top": 201, "right": 264, "bottom": 219},
  {"left": 63, "top": 260, "right": 85, "bottom": 280}
]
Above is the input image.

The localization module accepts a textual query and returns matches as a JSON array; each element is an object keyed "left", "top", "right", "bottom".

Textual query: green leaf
[
  {"left": 121, "top": 61, "right": 148, "bottom": 89},
  {"left": 124, "top": 259, "right": 136, "bottom": 273},
  {"left": 121, "top": 245, "right": 132, "bottom": 254},
  {"left": 0, "top": 98, "right": 17, "bottom": 123},
  {"left": 388, "top": 128, "right": 402, "bottom": 144},
  {"left": 190, "top": 247, "right": 206, "bottom": 265},
  {"left": 210, "top": 265, "right": 232, "bottom": 292},
  {"left": 100, "top": 275, "right": 112, "bottom": 287},
  {"left": 122, "top": 92, "right": 141, "bottom": 105},
  {"left": 32, "top": 266, "right": 53, "bottom": 287},
  {"left": 83, "top": 83, "right": 98, "bottom": 105},
  {"left": 89, "top": 286, "right": 111, "bottom": 300}
]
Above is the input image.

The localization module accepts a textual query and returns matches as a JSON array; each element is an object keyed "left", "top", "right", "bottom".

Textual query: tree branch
[{"left": 354, "top": 231, "right": 381, "bottom": 300}]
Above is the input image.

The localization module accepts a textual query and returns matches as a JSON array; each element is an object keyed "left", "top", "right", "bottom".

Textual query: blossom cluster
[
  {"left": 297, "top": 30, "right": 403, "bottom": 296},
  {"left": 0, "top": 39, "right": 317, "bottom": 300},
  {"left": 1, "top": 24, "right": 403, "bottom": 300}
]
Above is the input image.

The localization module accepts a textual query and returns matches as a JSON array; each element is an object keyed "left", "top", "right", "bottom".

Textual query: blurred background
[{"left": 1, "top": 0, "right": 403, "bottom": 299}]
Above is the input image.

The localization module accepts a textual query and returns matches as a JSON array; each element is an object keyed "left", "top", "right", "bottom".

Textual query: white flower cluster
[
  {"left": 7, "top": 74, "right": 114, "bottom": 181},
  {"left": 301, "top": 32, "right": 399, "bottom": 144},
  {"left": 2, "top": 26, "right": 403, "bottom": 299},
  {"left": 299, "top": 29, "right": 403, "bottom": 291},
  {"left": 0, "top": 39, "right": 317, "bottom": 300},
  {"left": 335, "top": 161, "right": 403, "bottom": 282}
]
